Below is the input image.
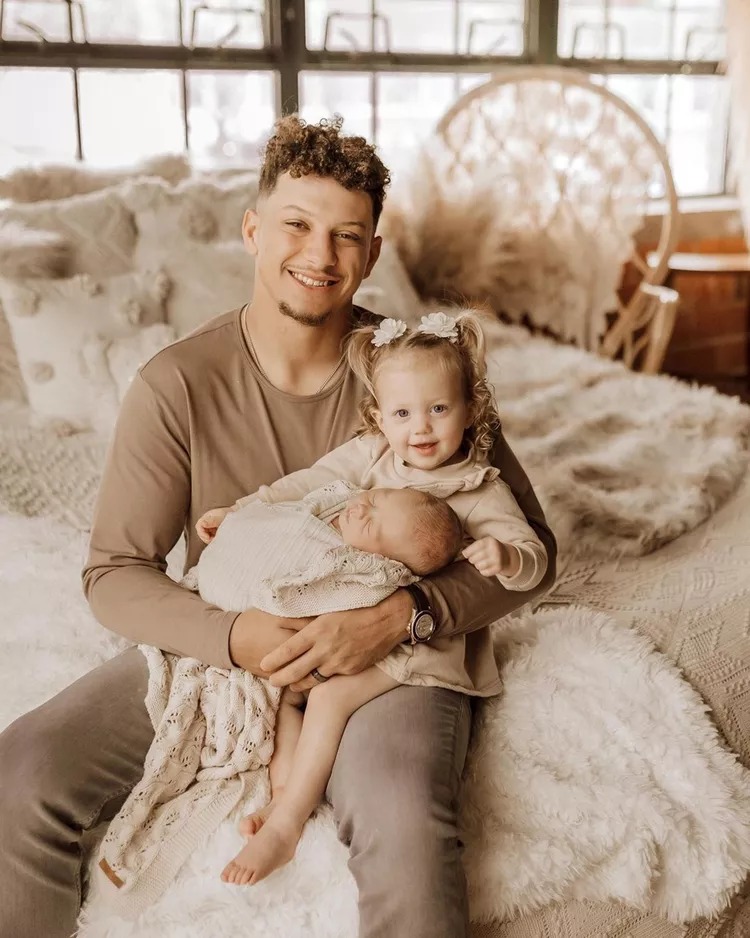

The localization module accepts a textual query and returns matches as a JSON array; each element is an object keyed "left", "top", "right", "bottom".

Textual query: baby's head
[
  {"left": 347, "top": 310, "right": 500, "bottom": 469},
  {"left": 337, "top": 487, "right": 463, "bottom": 576}
]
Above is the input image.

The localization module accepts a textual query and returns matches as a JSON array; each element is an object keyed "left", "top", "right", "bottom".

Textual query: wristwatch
[{"left": 404, "top": 584, "right": 437, "bottom": 644}]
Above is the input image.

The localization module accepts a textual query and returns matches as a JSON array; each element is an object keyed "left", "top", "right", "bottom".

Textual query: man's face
[{"left": 242, "top": 172, "right": 382, "bottom": 327}]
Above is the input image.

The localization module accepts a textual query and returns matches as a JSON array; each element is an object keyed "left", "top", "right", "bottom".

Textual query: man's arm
[
  {"left": 82, "top": 371, "right": 295, "bottom": 671},
  {"left": 418, "top": 431, "right": 556, "bottom": 638}
]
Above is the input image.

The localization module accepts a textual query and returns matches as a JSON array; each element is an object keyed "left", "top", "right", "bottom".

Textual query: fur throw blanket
[
  {"left": 1, "top": 515, "right": 750, "bottom": 933},
  {"left": 481, "top": 319, "right": 750, "bottom": 560}
]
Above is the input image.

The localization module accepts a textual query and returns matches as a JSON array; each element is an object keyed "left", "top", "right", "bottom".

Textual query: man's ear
[
  {"left": 241, "top": 209, "right": 260, "bottom": 256},
  {"left": 363, "top": 234, "right": 382, "bottom": 279}
]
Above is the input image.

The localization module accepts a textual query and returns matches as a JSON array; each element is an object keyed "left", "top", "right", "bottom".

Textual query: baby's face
[{"left": 337, "top": 488, "right": 426, "bottom": 566}]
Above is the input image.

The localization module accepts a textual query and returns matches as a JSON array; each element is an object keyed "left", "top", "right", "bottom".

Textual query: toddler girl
[{"left": 197, "top": 310, "right": 548, "bottom": 886}]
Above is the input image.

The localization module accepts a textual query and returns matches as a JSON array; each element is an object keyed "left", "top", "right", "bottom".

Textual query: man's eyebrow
[{"left": 281, "top": 205, "right": 367, "bottom": 229}]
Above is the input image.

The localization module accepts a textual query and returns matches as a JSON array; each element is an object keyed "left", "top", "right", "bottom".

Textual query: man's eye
[
  {"left": 337, "top": 231, "right": 360, "bottom": 241},
  {"left": 286, "top": 221, "right": 305, "bottom": 229}
]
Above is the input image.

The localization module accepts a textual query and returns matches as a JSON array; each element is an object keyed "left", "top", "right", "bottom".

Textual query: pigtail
[
  {"left": 450, "top": 309, "right": 501, "bottom": 458},
  {"left": 452, "top": 309, "right": 488, "bottom": 375}
]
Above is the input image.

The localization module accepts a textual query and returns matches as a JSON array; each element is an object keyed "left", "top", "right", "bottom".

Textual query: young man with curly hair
[{"left": 0, "top": 116, "right": 556, "bottom": 938}]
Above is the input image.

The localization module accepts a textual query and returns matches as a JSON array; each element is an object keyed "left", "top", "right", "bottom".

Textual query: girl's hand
[
  {"left": 195, "top": 506, "right": 231, "bottom": 544},
  {"left": 462, "top": 537, "right": 520, "bottom": 577}
]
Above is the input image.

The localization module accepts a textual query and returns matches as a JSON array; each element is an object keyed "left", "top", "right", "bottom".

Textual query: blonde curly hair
[{"left": 346, "top": 309, "right": 501, "bottom": 459}]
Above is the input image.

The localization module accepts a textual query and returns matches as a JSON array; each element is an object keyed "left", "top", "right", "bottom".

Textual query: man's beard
[{"left": 279, "top": 301, "right": 332, "bottom": 327}]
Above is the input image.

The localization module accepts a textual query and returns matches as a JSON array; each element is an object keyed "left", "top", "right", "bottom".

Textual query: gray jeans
[{"left": 0, "top": 647, "right": 471, "bottom": 938}]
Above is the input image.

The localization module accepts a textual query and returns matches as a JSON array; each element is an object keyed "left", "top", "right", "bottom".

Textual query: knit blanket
[{"left": 97, "top": 481, "right": 415, "bottom": 911}]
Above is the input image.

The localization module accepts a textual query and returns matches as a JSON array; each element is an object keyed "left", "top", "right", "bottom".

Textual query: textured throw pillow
[
  {"left": 122, "top": 174, "right": 258, "bottom": 335},
  {"left": 81, "top": 322, "right": 178, "bottom": 433},
  {"left": 2, "top": 187, "right": 137, "bottom": 277},
  {"left": 0, "top": 269, "right": 170, "bottom": 432}
]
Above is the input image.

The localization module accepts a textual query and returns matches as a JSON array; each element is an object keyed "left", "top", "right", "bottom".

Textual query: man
[{"left": 0, "top": 115, "right": 556, "bottom": 938}]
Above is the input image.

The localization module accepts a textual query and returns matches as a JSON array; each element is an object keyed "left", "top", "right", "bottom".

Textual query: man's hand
[
  {"left": 462, "top": 537, "right": 521, "bottom": 577},
  {"left": 228, "top": 608, "right": 313, "bottom": 675},
  {"left": 260, "top": 589, "right": 412, "bottom": 691}
]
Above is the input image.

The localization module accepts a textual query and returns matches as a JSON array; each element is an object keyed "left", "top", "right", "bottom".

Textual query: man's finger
[
  {"left": 268, "top": 650, "right": 325, "bottom": 688},
  {"left": 260, "top": 631, "right": 314, "bottom": 673}
]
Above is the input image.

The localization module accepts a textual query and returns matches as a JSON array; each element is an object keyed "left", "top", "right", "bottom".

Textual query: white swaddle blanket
[
  {"left": 97, "top": 481, "right": 415, "bottom": 914},
  {"left": 196, "top": 480, "right": 416, "bottom": 615}
]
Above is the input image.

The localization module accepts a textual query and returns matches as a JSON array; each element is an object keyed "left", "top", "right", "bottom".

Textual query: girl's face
[{"left": 373, "top": 349, "right": 472, "bottom": 470}]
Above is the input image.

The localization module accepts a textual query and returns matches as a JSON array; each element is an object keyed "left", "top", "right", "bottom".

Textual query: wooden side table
[{"left": 647, "top": 251, "right": 750, "bottom": 385}]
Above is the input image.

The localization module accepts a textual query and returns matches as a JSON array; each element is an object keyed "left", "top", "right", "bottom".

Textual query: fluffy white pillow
[
  {"left": 2, "top": 188, "right": 136, "bottom": 277},
  {"left": 122, "top": 175, "right": 258, "bottom": 336},
  {"left": 0, "top": 269, "right": 170, "bottom": 432}
]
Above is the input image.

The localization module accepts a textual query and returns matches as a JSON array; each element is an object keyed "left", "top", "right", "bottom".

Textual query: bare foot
[
  {"left": 238, "top": 799, "right": 277, "bottom": 837},
  {"left": 221, "top": 814, "right": 301, "bottom": 886}
]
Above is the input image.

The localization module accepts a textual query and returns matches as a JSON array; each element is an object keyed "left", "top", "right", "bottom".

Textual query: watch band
[{"left": 404, "top": 583, "right": 437, "bottom": 644}]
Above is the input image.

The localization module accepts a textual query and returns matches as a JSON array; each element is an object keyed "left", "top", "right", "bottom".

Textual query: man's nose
[{"left": 303, "top": 232, "right": 337, "bottom": 270}]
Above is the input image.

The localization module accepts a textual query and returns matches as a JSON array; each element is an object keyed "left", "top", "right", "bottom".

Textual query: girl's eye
[
  {"left": 395, "top": 409, "right": 409, "bottom": 418},
  {"left": 432, "top": 404, "right": 448, "bottom": 414}
]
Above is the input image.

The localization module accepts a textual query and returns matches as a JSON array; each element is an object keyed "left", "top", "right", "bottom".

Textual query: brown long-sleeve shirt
[{"left": 82, "top": 307, "right": 557, "bottom": 669}]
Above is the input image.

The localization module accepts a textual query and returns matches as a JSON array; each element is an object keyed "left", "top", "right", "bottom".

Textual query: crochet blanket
[{"left": 97, "top": 481, "right": 415, "bottom": 911}]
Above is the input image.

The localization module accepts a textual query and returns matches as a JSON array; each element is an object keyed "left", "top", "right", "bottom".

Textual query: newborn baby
[{"left": 193, "top": 479, "right": 462, "bottom": 617}]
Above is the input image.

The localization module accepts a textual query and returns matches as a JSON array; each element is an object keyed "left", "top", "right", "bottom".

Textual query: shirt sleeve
[
  {"left": 81, "top": 372, "right": 239, "bottom": 668},
  {"left": 417, "top": 431, "right": 557, "bottom": 639},
  {"left": 463, "top": 480, "right": 548, "bottom": 591},
  {"left": 235, "top": 434, "right": 377, "bottom": 508}
]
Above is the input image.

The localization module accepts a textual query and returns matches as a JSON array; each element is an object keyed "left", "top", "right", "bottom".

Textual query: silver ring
[{"left": 311, "top": 668, "right": 329, "bottom": 683}]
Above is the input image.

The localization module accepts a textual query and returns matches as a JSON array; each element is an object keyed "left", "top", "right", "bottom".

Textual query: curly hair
[
  {"left": 346, "top": 309, "right": 502, "bottom": 460},
  {"left": 258, "top": 114, "right": 391, "bottom": 226}
]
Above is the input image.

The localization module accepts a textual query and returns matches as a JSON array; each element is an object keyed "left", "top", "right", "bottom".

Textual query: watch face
[{"left": 414, "top": 612, "right": 435, "bottom": 641}]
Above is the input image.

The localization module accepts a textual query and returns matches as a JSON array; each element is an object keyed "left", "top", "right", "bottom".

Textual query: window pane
[
  {"left": 668, "top": 75, "right": 728, "bottom": 195},
  {"left": 300, "top": 73, "right": 374, "bottom": 140},
  {"left": 0, "top": 68, "right": 77, "bottom": 172},
  {"left": 79, "top": 70, "right": 184, "bottom": 166},
  {"left": 559, "top": 0, "right": 725, "bottom": 61},
  {"left": 184, "top": 0, "right": 268, "bottom": 49},
  {"left": 305, "top": 0, "right": 524, "bottom": 56},
  {"left": 600, "top": 73, "right": 729, "bottom": 196},
  {"left": 376, "top": 73, "right": 486, "bottom": 175},
  {"left": 188, "top": 72, "right": 276, "bottom": 166},
  {"left": 301, "top": 71, "right": 491, "bottom": 180},
  {"left": 0, "top": 0, "right": 180, "bottom": 44}
]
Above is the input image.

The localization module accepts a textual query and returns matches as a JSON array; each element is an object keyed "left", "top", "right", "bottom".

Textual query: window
[{"left": 0, "top": 0, "right": 729, "bottom": 196}]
